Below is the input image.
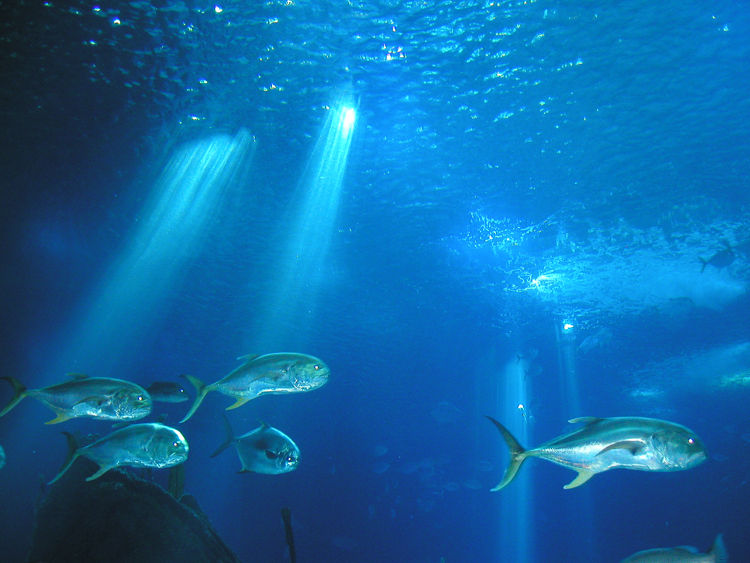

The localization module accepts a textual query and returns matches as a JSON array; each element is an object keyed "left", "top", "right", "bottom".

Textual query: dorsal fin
[
  {"left": 568, "top": 417, "right": 603, "bottom": 425},
  {"left": 236, "top": 354, "right": 260, "bottom": 363},
  {"left": 67, "top": 373, "right": 90, "bottom": 380}
]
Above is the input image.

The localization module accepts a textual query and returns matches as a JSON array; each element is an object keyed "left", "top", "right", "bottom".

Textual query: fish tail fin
[
  {"left": 49, "top": 432, "right": 80, "bottom": 485},
  {"left": 0, "top": 376, "right": 28, "bottom": 417},
  {"left": 485, "top": 416, "right": 528, "bottom": 491},
  {"left": 179, "top": 375, "right": 211, "bottom": 423},
  {"left": 210, "top": 413, "right": 235, "bottom": 458},
  {"left": 710, "top": 534, "right": 728, "bottom": 563}
]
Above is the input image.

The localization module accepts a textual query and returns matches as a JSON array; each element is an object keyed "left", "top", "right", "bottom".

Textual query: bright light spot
[
  {"left": 517, "top": 404, "right": 524, "bottom": 410},
  {"left": 112, "top": 18, "right": 121, "bottom": 25},
  {"left": 214, "top": 5, "right": 223, "bottom": 12},
  {"left": 563, "top": 323, "right": 574, "bottom": 331},
  {"left": 93, "top": 6, "right": 101, "bottom": 11},
  {"left": 341, "top": 107, "right": 356, "bottom": 139}
]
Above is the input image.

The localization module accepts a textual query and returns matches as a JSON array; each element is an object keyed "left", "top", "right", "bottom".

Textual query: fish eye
[
  {"left": 313, "top": 365, "right": 320, "bottom": 370},
  {"left": 688, "top": 438, "right": 695, "bottom": 445}
]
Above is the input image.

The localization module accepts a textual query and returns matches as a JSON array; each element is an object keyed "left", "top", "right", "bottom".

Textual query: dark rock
[{"left": 26, "top": 458, "right": 243, "bottom": 563}]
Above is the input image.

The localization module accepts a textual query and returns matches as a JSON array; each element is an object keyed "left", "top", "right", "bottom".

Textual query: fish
[
  {"left": 179, "top": 353, "right": 329, "bottom": 423},
  {"left": 0, "top": 374, "right": 152, "bottom": 424},
  {"left": 486, "top": 415, "right": 706, "bottom": 490},
  {"left": 145, "top": 381, "right": 190, "bottom": 403},
  {"left": 49, "top": 423, "right": 189, "bottom": 484},
  {"left": 210, "top": 414, "right": 300, "bottom": 475},
  {"left": 621, "top": 534, "right": 728, "bottom": 563},
  {"left": 578, "top": 327, "right": 613, "bottom": 355},
  {"left": 700, "top": 240, "right": 735, "bottom": 273}
]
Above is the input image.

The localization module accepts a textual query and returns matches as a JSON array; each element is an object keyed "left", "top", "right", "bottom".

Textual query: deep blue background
[{"left": 1, "top": 1, "right": 749, "bottom": 562}]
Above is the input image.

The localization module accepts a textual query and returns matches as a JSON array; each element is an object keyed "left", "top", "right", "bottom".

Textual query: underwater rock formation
[{"left": 27, "top": 457, "right": 242, "bottom": 563}]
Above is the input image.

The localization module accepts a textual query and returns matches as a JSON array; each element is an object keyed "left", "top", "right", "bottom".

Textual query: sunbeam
[
  {"left": 251, "top": 92, "right": 357, "bottom": 351},
  {"left": 54, "top": 130, "right": 255, "bottom": 377}
]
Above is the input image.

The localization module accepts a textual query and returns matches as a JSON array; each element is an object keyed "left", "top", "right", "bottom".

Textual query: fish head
[
  {"left": 291, "top": 356, "right": 330, "bottom": 391},
  {"left": 266, "top": 443, "right": 300, "bottom": 473},
  {"left": 150, "top": 425, "right": 190, "bottom": 468},
  {"left": 112, "top": 387, "right": 153, "bottom": 420},
  {"left": 651, "top": 425, "right": 707, "bottom": 470}
]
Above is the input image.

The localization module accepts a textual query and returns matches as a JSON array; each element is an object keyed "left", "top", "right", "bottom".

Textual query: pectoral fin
[
  {"left": 597, "top": 440, "right": 643, "bottom": 456},
  {"left": 265, "top": 450, "right": 279, "bottom": 460},
  {"left": 73, "top": 395, "right": 109, "bottom": 408},
  {"left": 563, "top": 470, "right": 595, "bottom": 489},
  {"left": 226, "top": 396, "right": 252, "bottom": 410}
]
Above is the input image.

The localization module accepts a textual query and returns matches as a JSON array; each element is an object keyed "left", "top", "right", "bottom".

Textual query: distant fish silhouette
[
  {"left": 700, "top": 240, "right": 735, "bottom": 273},
  {"left": 430, "top": 402, "right": 463, "bottom": 423}
]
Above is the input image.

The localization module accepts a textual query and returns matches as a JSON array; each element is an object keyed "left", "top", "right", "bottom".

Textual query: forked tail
[
  {"left": 485, "top": 416, "right": 528, "bottom": 491},
  {"left": 179, "top": 375, "right": 210, "bottom": 423},
  {"left": 210, "top": 413, "right": 236, "bottom": 458},
  {"left": 0, "top": 377, "right": 28, "bottom": 417},
  {"left": 49, "top": 432, "right": 80, "bottom": 484}
]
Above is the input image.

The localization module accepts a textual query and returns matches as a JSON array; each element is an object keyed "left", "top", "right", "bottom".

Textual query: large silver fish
[
  {"left": 211, "top": 415, "right": 300, "bottom": 475},
  {"left": 49, "top": 423, "right": 189, "bottom": 483},
  {"left": 487, "top": 415, "right": 706, "bottom": 490},
  {"left": 621, "top": 534, "right": 728, "bottom": 563},
  {"left": 0, "top": 375, "right": 152, "bottom": 424},
  {"left": 180, "top": 353, "right": 329, "bottom": 422}
]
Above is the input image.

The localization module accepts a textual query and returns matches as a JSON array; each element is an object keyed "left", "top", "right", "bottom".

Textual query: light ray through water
[
  {"left": 53, "top": 130, "right": 255, "bottom": 377},
  {"left": 498, "top": 354, "right": 534, "bottom": 563},
  {"left": 250, "top": 93, "right": 357, "bottom": 351}
]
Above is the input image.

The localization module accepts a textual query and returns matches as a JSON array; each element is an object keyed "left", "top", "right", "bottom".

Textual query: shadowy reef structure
[{"left": 27, "top": 457, "right": 242, "bottom": 563}]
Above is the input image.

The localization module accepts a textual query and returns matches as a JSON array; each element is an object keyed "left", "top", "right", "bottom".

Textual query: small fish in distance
[{"left": 620, "top": 533, "right": 727, "bottom": 563}]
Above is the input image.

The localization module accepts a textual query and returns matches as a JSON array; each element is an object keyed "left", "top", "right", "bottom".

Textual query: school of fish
[{"left": 0, "top": 352, "right": 329, "bottom": 483}]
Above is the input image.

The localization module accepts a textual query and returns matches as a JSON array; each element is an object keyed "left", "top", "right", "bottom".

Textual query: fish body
[
  {"left": 211, "top": 415, "right": 300, "bottom": 474},
  {"left": 621, "top": 534, "right": 728, "bottom": 563},
  {"left": 50, "top": 423, "right": 189, "bottom": 483},
  {"left": 487, "top": 415, "right": 706, "bottom": 490},
  {"left": 0, "top": 375, "right": 152, "bottom": 424},
  {"left": 578, "top": 327, "right": 613, "bottom": 355},
  {"left": 700, "top": 241, "right": 735, "bottom": 273},
  {"left": 180, "top": 353, "right": 329, "bottom": 422},
  {"left": 145, "top": 381, "right": 190, "bottom": 403}
]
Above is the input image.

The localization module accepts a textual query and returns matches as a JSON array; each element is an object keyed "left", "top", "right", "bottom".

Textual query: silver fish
[
  {"left": 621, "top": 534, "right": 728, "bottom": 563},
  {"left": 180, "top": 353, "right": 329, "bottom": 422},
  {"left": 49, "top": 423, "right": 189, "bottom": 483},
  {"left": 0, "top": 374, "right": 152, "bottom": 424},
  {"left": 210, "top": 415, "right": 299, "bottom": 475},
  {"left": 145, "top": 381, "right": 190, "bottom": 403},
  {"left": 487, "top": 415, "right": 706, "bottom": 490}
]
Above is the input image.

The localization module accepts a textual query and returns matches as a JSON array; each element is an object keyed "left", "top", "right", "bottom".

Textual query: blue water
[{"left": 1, "top": 0, "right": 749, "bottom": 562}]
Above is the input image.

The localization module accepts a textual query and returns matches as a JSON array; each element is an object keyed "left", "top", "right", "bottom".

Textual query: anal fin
[
  {"left": 226, "top": 396, "right": 252, "bottom": 410},
  {"left": 563, "top": 469, "right": 595, "bottom": 489},
  {"left": 45, "top": 412, "right": 72, "bottom": 425}
]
